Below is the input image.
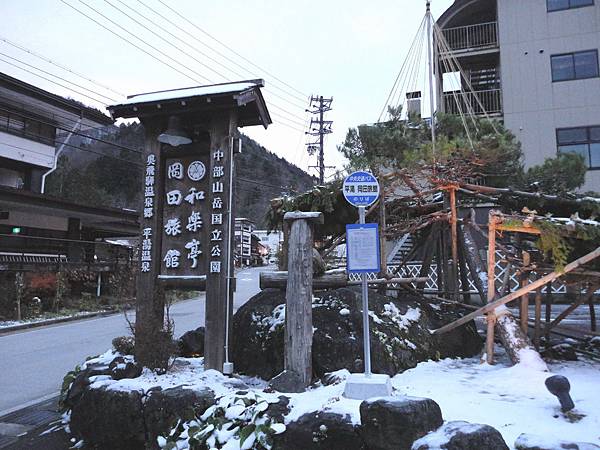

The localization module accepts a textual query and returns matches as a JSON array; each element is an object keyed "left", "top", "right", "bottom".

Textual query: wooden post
[
  {"left": 449, "top": 187, "right": 459, "bottom": 301},
  {"left": 283, "top": 211, "right": 323, "bottom": 388},
  {"left": 519, "top": 251, "right": 531, "bottom": 334},
  {"left": 486, "top": 213, "right": 497, "bottom": 364},
  {"left": 461, "top": 224, "right": 487, "bottom": 304},
  {"left": 545, "top": 282, "right": 552, "bottom": 341},
  {"left": 417, "top": 224, "right": 438, "bottom": 291},
  {"left": 433, "top": 246, "right": 600, "bottom": 335},
  {"left": 378, "top": 178, "right": 387, "bottom": 294},
  {"left": 590, "top": 293, "right": 597, "bottom": 333},
  {"left": 534, "top": 288, "right": 542, "bottom": 350},
  {"left": 15, "top": 271, "right": 24, "bottom": 321},
  {"left": 543, "top": 282, "right": 600, "bottom": 335},
  {"left": 134, "top": 121, "right": 166, "bottom": 369},
  {"left": 205, "top": 111, "right": 238, "bottom": 371},
  {"left": 456, "top": 230, "right": 472, "bottom": 304}
]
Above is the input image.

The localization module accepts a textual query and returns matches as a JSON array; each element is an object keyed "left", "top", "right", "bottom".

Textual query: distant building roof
[
  {"left": 109, "top": 79, "right": 272, "bottom": 129},
  {"left": 0, "top": 71, "right": 113, "bottom": 128}
]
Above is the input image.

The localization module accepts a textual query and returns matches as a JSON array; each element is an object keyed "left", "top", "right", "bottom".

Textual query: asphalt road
[{"left": 0, "top": 265, "right": 268, "bottom": 416}]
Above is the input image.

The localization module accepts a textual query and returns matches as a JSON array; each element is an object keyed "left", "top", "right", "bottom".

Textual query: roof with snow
[{"left": 108, "top": 79, "right": 271, "bottom": 129}]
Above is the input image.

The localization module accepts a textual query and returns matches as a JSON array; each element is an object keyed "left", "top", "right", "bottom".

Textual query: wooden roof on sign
[{"left": 108, "top": 79, "right": 272, "bottom": 128}]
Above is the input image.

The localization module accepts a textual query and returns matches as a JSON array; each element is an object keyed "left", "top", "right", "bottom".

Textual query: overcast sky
[{"left": 0, "top": 0, "right": 453, "bottom": 178}]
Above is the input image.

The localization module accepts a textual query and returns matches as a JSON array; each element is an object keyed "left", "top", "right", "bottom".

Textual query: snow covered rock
[
  {"left": 515, "top": 433, "right": 600, "bottom": 450},
  {"left": 177, "top": 326, "right": 205, "bottom": 357},
  {"left": 359, "top": 396, "right": 443, "bottom": 450},
  {"left": 412, "top": 421, "right": 508, "bottom": 450},
  {"left": 109, "top": 356, "right": 142, "bottom": 380},
  {"left": 231, "top": 288, "right": 482, "bottom": 380},
  {"left": 270, "top": 369, "right": 306, "bottom": 393},
  {"left": 144, "top": 386, "right": 215, "bottom": 447},
  {"left": 273, "top": 411, "right": 363, "bottom": 450},
  {"left": 70, "top": 386, "right": 145, "bottom": 450}
]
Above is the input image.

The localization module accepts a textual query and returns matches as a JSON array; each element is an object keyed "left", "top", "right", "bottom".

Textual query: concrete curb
[{"left": 0, "top": 308, "right": 129, "bottom": 334}]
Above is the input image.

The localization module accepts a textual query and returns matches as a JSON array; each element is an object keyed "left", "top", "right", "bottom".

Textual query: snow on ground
[
  {"left": 0, "top": 310, "right": 108, "bottom": 329},
  {"left": 392, "top": 348, "right": 600, "bottom": 448},
  {"left": 82, "top": 349, "right": 600, "bottom": 449}
]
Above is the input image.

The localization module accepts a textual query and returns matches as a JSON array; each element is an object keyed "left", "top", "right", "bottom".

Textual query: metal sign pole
[{"left": 358, "top": 206, "right": 372, "bottom": 376}]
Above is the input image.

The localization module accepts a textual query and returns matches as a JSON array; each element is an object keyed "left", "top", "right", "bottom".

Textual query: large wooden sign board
[{"left": 109, "top": 80, "right": 271, "bottom": 373}]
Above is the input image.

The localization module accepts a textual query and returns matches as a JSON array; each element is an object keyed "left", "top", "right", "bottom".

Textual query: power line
[
  {"left": 59, "top": 0, "right": 307, "bottom": 132},
  {"left": 75, "top": 0, "right": 214, "bottom": 84},
  {"left": 306, "top": 95, "right": 333, "bottom": 184},
  {"left": 0, "top": 105, "right": 141, "bottom": 154},
  {"left": 140, "top": 0, "right": 308, "bottom": 102},
  {"left": 107, "top": 0, "right": 307, "bottom": 117},
  {"left": 59, "top": 0, "right": 206, "bottom": 85},
  {"left": 0, "top": 36, "right": 126, "bottom": 98},
  {"left": 0, "top": 55, "right": 111, "bottom": 106},
  {"left": 102, "top": 0, "right": 230, "bottom": 82},
  {"left": 0, "top": 51, "right": 118, "bottom": 104},
  {"left": 0, "top": 137, "right": 142, "bottom": 167}
]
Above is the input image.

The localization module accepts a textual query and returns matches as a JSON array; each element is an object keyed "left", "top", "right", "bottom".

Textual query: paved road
[{"left": 0, "top": 265, "right": 268, "bottom": 416}]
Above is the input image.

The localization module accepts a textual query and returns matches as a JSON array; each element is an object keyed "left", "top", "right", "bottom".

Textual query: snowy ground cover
[
  {"left": 393, "top": 348, "right": 600, "bottom": 448},
  {"left": 0, "top": 310, "right": 109, "bottom": 329},
  {"left": 78, "top": 348, "right": 600, "bottom": 449}
]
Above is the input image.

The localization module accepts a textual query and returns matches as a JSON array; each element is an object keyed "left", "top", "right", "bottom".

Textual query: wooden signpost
[{"left": 109, "top": 81, "right": 271, "bottom": 372}]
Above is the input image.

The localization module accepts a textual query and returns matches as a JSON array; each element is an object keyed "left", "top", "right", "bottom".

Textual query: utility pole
[{"left": 306, "top": 95, "right": 333, "bottom": 184}]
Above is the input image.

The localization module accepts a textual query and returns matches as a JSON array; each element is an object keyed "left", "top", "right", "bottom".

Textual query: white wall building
[{"left": 437, "top": 0, "right": 600, "bottom": 192}]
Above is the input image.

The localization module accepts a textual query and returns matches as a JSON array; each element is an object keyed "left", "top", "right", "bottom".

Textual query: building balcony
[
  {"left": 442, "top": 88, "right": 503, "bottom": 116},
  {"left": 441, "top": 21, "right": 498, "bottom": 55}
]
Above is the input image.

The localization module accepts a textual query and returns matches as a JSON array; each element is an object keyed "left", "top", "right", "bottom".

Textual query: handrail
[{"left": 441, "top": 21, "right": 498, "bottom": 52}]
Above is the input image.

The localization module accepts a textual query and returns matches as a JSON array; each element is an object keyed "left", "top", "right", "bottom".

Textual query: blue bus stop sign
[{"left": 342, "top": 171, "right": 380, "bottom": 207}]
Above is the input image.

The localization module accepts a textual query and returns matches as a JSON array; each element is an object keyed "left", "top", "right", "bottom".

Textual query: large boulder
[
  {"left": 273, "top": 412, "right": 364, "bottom": 450},
  {"left": 177, "top": 327, "right": 205, "bottom": 357},
  {"left": 231, "top": 288, "right": 482, "bottom": 379},
  {"left": 412, "top": 421, "right": 509, "bottom": 449},
  {"left": 70, "top": 386, "right": 145, "bottom": 450},
  {"left": 515, "top": 433, "right": 600, "bottom": 450},
  {"left": 359, "top": 396, "right": 443, "bottom": 450},
  {"left": 144, "top": 386, "right": 215, "bottom": 448}
]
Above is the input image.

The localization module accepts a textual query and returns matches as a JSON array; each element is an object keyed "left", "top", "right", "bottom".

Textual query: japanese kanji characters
[
  {"left": 210, "top": 261, "right": 221, "bottom": 273},
  {"left": 168, "top": 162, "right": 184, "bottom": 180},
  {"left": 185, "top": 187, "right": 205, "bottom": 205},
  {"left": 163, "top": 249, "right": 181, "bottom": 268},
  {"left": 186, "top": 211, "right": 203, "bottom": 232},
  {"left": 211, "top": 229, "right": 223, "bottom": 241},
  {"left": 212, "top": 181, "right": 223, "bottom": 193},
  {"left": 141, "top": 227, "right": 152, "bottom": 273},
  {"left": 210, "top": 245, "right": 221, "bottom": 257},
  {"left": 143, "top": 154, "right": 157, "bottom": 219},
  {"left": 185, "top": 239, "right": 201, "bottom": 269},
  {"left": 213, "top": 149, "right": 224, "bottom": 162},
  {"left": 212, "top": 197, "right": 223, "bottom": 209},
  {"left": 211, "top": 213, "right": 223, "bottom": 225},
  {"left": 166, "top": 190, "right": 183, "bottom": 206},
  {"left": 164, "top": 217, "right": 182, "bottom": 236},
  {"left": 213, "top": 165, "right": 224, "bottom": 178}
]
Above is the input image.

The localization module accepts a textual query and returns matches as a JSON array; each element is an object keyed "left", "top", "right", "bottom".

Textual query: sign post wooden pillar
[
  {"left": 135, "top": 120, "right": 166, "bottom": 368},
  {"left": 204, "top": 111, "right": 238, "bottom": 371},
  {"left": 283, "top": 211, "right": 323, "bottom": 388}
]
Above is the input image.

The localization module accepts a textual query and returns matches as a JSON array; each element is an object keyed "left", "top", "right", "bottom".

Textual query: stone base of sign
[{"left": 343, "top": 373, "right": 392, "bottom": 400}]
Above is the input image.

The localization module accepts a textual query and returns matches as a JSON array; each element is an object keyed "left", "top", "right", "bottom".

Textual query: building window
[
  {"left": 557, "top": 126, "right": 600, "bottom": 169},
  {"left": 548, "top": 0, "right": 594, "bottom": 11},
  {"left": 551, "top": 50, "right": 599, "bottom": 81},
  {"left": 0, "top": 109, "right": 56, "bottom": 145}
]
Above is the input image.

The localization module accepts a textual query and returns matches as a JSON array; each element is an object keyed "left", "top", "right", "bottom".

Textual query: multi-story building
[
  {"left": 437, "top": 0, "right": 600, "bottom": 192},
  {"left": 234, "top": 218, "right": 255, "bottom": 266},
  {"left": 0, "top": 71, "right": 137, "bottom": 271}
]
